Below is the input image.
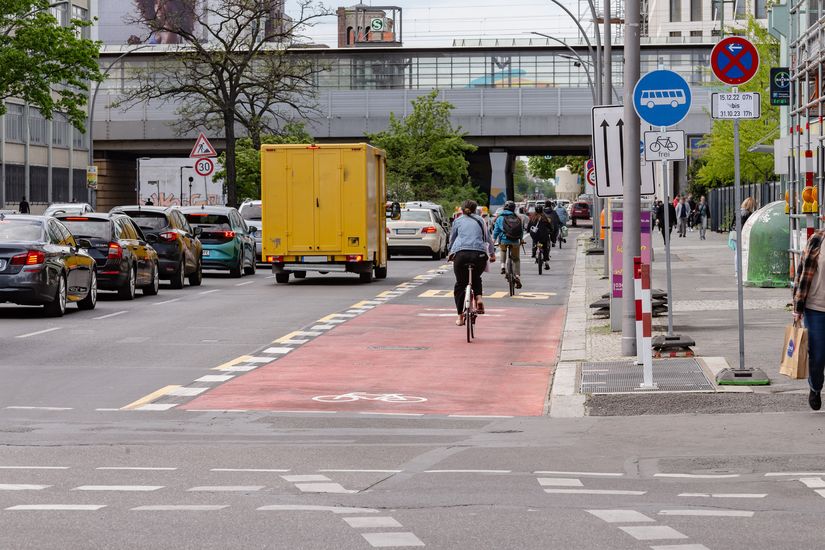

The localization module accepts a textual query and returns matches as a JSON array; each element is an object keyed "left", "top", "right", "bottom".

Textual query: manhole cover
[
  {"left": 368, "top": 346, "right": 430, "bottom": 351},
  {"left": 580, "top": 358, "right": 713, "bottom": 393}
]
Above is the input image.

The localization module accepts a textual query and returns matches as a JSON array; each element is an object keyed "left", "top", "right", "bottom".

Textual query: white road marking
[
  {"left": 295, "top": 482, "right": 354, "bottom": 493},
  {"left": 96, "top": 467, "right": 177, "bottom": 471},
  {"left": 538, "top": 477, "right": 584, "bottom": 487},
  {"left": 133, "top": 505, "right": 228, "bottom": 511},
  {"left": 258, "top": 505, "right": 377, "bottom": 513},
  {"left": 361, "top": 532, "right": 425, "bottom": 547},
  {"left": 654, "top": 473, "right": 740, "bottom": 479},
  {"left": 534, "top": 471, "right": 624, "bottom": 477},
  {"left": 212, "top": 468, "right": 290, "bottom": 473},
  {"left": 587, "top": 509, "right": 655, "bottom": 523},
  {"left": 6, "top": 505, "right": 105, "bottom": 511},
  {"left": 815, "top": 489, "right": 825, "bottom": 499},
  {"left": 221, "top": 365, "right": 258, "bottom": 372},
  {"left": 765, "top": 472, "right": 825, "bottom": 477},
  {"left": 244, "top": 356, "right": 275, "bottom": 363},
  {"left": 678, "top": 493, "right": 766, "bottom": 498},
  {"left": 425, "top": 470, "right": 511, "bottom": 474},
  {"left": 154, "top": 298, "right": 181, "bottom": 305},
  {"left": 0, "top": 466, "right": 68, "bottom": 470},
  {"left": 198, "top": 289, "right": 220, "bottom": 295},
  {"left": 188, "top": 486, "right": 264, "bottom": 492},
  {"left": 195, "top": 375, "right": 234, "bottom": 383},
  {"left": 262, "top": 347, "right": 294, "bottom": 354},
  {"left": 93, "top": 310, "right": 128, "bottom": 320},
  {"left": 5, "top": 406, "right": 73, "bottom": 411},
  {"left": 346, "top": 309, "right": 368, "bottom": 314},
  {"left": 544, "top": 489, "right": 646, "bottom": 495},
  {"left": 74, "top": 485, "right": 164, "bottom": 492},
  {"left": 235, "top": 281, "right": 255, "bottom": 286},
  {"left": 619, "top": 525, "right": 688, "bottom": 541},
  {"left": 134, "top": 403, "right": 177, "bottom": 411},
  {"left": 344, "top": 516, "right": 402, "bottom": 528},
  {"left": 318, "top": 469, "right": 403, "bottom": 473},
  {"left": 650, "top": 545, "right": 711, "bottom": 550},
  {"left": 323, "top": 319, "right": 348, "bottom": 323},
  {"left": 800, "top": 477, "right": 825, "bottom": 488},
  {"left": 0, "top": 484, "right": 51, "bottom": 491},
  {"left": 16, "top": 327, "right": 61, "bottom": 339},
  {"left": 659, "top": 509, "right": 754, "bottom": 518},
  {"left": 166, "top": 387, "right": 208, "bottom": 397},
  {"left": 293, "top": 331, "right": 322, "bottom": 337},
  {"left": 311, "top": 324, "right": 337, "bottom": 330},
  {"left": 282, "top": 475, "right": 330, "bottom": 482},
  {"left": 95, "top": 408, "right": 121, "bottom": 411}
]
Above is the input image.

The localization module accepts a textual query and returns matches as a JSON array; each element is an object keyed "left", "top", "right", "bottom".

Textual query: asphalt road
[{"left": 2, "top": 231, "right": 825, "bottom": 550}]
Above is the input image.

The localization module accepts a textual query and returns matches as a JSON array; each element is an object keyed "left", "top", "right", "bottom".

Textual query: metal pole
[
  {"left": 734, "top": 115, "right": 746, "bottom": 369},
  {"left": 662, "top": 128, "right": 674, "bottom": 336},
  {"left": 621, "top": 0, "right": 641, "bottom": 356},
  {"left": 135, "top": 158, "right": 140, "bottom": 204},
  {"left": 602, "top": 0, "right": 613, "bottom": 274}
]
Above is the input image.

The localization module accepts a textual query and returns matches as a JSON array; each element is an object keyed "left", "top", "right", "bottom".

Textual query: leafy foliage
[
  {"left": 368, "top": 90, "right": 482, "bottom": 210},
  {"left": 213, "top": 122, "right": 313, "bottom": 201},
  {"left": 0, "top": 0, "right": 102, "bottom": 128},
  {"left": 528, "top": 155, "right": 588, "bottom": 182},
  {"left": 696, "top": 18, "right": 779, "bottom": 187}
]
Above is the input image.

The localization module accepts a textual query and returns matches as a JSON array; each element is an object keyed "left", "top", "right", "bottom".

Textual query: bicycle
[
  {"left": 462, "top": 263, "right": 478, "bottom": 342},
  {"left": 649, "top": 136, "right": 678, "bottom": 153},
  {"left": 535, "top": 242, "right": 546, "bottom": 275},
  {"left": 501, "top": 244, "right": 516, "bottom": 296}
]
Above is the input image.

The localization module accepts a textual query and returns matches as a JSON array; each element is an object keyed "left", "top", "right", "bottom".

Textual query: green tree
[
  {"left": 368, "top": 90, "right": 483, "bottom": 210},
  {"left": 528, "top": 155, "right": 588, "bottom": 182},
  {"left": 0, "top": 0, "right": 102, "bottom": 128},
  {"left": 697, "top": 17, "right": 779, "bottom": 187},
  {"left": 514, "top": 159, "right": 531, "bottom": 198},
  {"left": 213, "top": 122, "right": 313, "bottom": 201}
]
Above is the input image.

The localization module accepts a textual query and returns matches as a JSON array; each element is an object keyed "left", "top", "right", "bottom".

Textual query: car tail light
[
  {"left": 221, "top": 230, "right": 236, "bottom": 238},
  {"left": 64, "top": 217, "right": 88, "bottom": 221},
  {"left": 107, "top": 242, "right": 123, "bottom": 260},
  {"left": 421, "top": 226, "right": 438, "bottom": 234},
  {"left": 346, "top": 255, "right": 363, "bottom": 262},
  {"left": 160, "top": 231, "right": 178, "bottom": 242},
  {"left": 11, "top": 250, "right": 45, "bottom": 265},
  {"left": 266, "top": 255, "right": 283, "bottom": 263},
  {"left": 386, "top": 227, "right": 390, "bottom": 234}
]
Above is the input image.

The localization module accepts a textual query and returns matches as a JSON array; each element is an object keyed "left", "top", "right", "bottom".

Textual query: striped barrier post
[
  {"left": 635, "top": 256, "right": 656, "bottom": 389},
  {"left": 634, "top": 257, "right": 644, "bottom": 366},
  {"left": 806, "top": 149, "right": 815, "bottom": 239}
]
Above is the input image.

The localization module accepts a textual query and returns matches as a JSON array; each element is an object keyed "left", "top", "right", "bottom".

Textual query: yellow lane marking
[
  {"left": 273, "top": 331, "right": 309, "bottom": 344},
  {"left": 376, "top": 291, "right": 396, "bottom": 298},
  {"left": 212, "top": 356, "right": 254, "bottom": 371},
  {"left": 351, "top": 301, "right": 377, "bottom": 309},
  {"left": 417, "top": 290, "right": 556, "bottom": 300},
  {"left": 121, "top": 385, "right": 181, "bottom": 410}
]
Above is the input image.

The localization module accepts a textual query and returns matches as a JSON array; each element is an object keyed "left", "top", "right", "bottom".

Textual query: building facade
[{"left": 646, "top": 0, "right": 768, "bottom": 40}]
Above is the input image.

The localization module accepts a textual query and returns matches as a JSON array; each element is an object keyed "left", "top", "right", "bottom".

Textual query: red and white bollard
[
  {"left": 634, "top": 256, "right": 655, "bottom": 389},
  {"left": 806, "top": 149, "right": 815, "bottom": 239}
]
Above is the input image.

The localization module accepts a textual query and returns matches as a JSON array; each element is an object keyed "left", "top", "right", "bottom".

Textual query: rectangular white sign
[
  {"left": 711, "top": 92, "right": 761, "bottom": 119},
  {"left": 591, "top": 105, "right": 656, "bottom": 198},
  {"left": 643, "top": 130, "right": 686, "bottom": 162}
]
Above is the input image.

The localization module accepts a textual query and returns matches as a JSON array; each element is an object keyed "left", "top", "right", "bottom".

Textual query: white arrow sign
[{"left": 591, "top": 105, "right": 656, "bottom": 198}]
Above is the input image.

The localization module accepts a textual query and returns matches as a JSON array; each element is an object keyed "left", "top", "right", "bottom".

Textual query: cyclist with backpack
[
  {"left": 528, "top": 204, "right": 552, "bottom": 271},
  {"left": 493, "top": 200, "right": 523, "bottom": 289}
]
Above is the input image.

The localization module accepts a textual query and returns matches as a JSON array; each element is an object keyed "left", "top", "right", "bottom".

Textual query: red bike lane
[{"left": 184, "top": 303, "right": 564, "bottom": 416}]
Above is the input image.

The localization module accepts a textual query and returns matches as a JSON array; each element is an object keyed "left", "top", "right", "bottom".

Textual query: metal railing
[{"left": 708, "top": 181, "right": 785, "bottom": 233}]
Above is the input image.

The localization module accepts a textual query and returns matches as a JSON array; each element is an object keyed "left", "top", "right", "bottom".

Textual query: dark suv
[{"left": 110, "top": 206, "right": 202, "bottom": 288}]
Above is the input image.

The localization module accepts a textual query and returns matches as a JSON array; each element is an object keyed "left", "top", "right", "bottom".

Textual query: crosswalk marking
[
  {"left": 678, "top": 493, "right": 766, "bottom": 498},
  {"left": 800, "top": 477, "right": 825, "bottom": 488},
  {"left": 281, "top": 475, "right": 329, "bottom": 482},
  {"left": 534, "top": 470, "right": 623, "bottom": 477},
  {"left": 619, "top": 525, "right": 688, "bottom": 541},
  {"left": 257, "top": 505, "right": 377, "bottom": 514}
]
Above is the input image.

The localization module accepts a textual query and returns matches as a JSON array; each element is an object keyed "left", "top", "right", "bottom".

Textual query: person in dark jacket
[
  {"left": 656, "top": 200, "right": 677, "bottom": 245},
  {"left": 528, "top": 204, "right": 553, "bottom": 270},
  {"left": 544, "top": 200, "right": 561, "bottom": 246},
  {"left": 19, "top": 196, "right": 30, "bottom": 214}
]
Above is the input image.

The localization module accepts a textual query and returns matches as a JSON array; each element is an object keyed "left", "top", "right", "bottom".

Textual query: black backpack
[{"left": 502, "top": 214, "right": 523, "bottom": 241}]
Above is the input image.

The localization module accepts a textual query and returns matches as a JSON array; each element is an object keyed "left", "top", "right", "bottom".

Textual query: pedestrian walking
[
  {"left": 687, "top": 193, "right": 697, "bottom": 232},
  {"left": 740, "top": 197, "right": 756, "bottom": 226},
  {"left": 18, "top": 196, "right": 30, "bottom": 214},
  {"left": 656, "top": 200, "right": 676, "bottom": 245},
  {"left": 729, "top": 197, "right": 757, "bottom": 277},
  {"left": 676, "top": 197, "right": 690, "bottom": 238},
  {"left": 696, "top": 196, "right": 710, "bottom": 240},
  {"left": 792, "top": 225, "right": 825, "bottom": 410},
  {"left": 449, "top": 200, "right": 495, "bottom": 326}
]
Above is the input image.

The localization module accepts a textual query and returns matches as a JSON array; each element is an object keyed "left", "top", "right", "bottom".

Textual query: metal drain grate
[{"left": 580, "top": 358, "right": 713, "bottom": 393}]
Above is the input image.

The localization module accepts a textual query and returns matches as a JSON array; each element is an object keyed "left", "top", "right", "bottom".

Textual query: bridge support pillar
[{"left": 489, "top": 150, "right": 513, "bottom": 208}]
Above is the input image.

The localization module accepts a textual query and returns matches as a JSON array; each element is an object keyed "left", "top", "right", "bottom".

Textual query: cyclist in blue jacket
[{"left": 493, "top": 200, "right": 523, "bottom": 289}]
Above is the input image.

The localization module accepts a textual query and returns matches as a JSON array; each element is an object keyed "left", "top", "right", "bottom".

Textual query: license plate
[
  {"left": 396, "top": 228, "right": 417, "bottom": 235},
  {"left": 302, "top": 256, "right": 327, "bottom": 262},
  {"left": 202, "top": 250, "right": 211, "bottom": 257},
  {"left": 0, "top": 259, "right": 5, "bottom": 270}
]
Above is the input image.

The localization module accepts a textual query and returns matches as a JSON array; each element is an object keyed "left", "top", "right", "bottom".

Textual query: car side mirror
[
  {"left": 192, "top": 226, "right": 202, "bottom": 236},
  {"left": 146, "top": 233, "right": 158, "bottom": 243},
  {"left": 248, "top": 226, "right": 258, "bottom": 234},
  {"left": 76, "top": 238, "right": 92, "bottom": 250}
]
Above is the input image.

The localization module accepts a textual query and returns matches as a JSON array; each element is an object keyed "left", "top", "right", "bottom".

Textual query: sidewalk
[{"left": 564, "top": 226, "right": 810, "bottom": 416}]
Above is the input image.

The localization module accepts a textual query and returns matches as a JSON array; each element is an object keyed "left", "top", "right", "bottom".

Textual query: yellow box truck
[{"left": 260, "top": 143, "right": 389, "bottom": 283}]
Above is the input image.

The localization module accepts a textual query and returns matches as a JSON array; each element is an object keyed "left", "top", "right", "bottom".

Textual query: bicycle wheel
[
  {"left": 465, "top": 305, "right": 473, "bottom": 343},
  {"left": 508, "top": 258, "right": 515, "bottom": 296},
  {"left": 537, "top": 250, "right": 543, "bottom": 275}
]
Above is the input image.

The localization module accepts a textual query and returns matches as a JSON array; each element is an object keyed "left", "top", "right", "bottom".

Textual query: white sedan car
[{"left": 387, "top": 208, "right": 448, "bottom": 260}]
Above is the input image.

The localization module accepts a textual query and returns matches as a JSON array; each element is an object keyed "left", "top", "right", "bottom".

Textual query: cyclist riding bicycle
[
  {"left": 449, "top": 199, "right": 495, "bottom": 326},
  {"left": 545, "top": 200, "right": 561, "bottom": 246},
  {"left": 528, "top": 204, "right": 552, "bottom": 271},
  {"left": 493, "top": 200, "right": 523, "bottom": 289}
]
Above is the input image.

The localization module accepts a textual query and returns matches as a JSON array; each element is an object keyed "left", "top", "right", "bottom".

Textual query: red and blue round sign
[{"left": 711, "top": 37, "right": 759, "bottom": 86}]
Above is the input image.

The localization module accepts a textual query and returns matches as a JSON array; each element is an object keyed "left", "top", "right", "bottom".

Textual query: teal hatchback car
[{"left": 180, "top": 206, "right": 257, "bottom": 278}]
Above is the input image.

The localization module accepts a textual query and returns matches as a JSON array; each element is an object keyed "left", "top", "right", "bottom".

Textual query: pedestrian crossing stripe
[{"left": 417, "top": 290, "right": 556, "bottom": 300}]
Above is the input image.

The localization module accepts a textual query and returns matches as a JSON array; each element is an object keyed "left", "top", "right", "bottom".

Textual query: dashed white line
[
  {"left": 0, "top": 466, "right": 68, "bottom": 470},
  {"left": 257, "top": 505, "right": 377, "bottom": 514},
  {"left": 318, "top": 469, "right": 403, "bottom": 473},
  {"left": 7, "top": 505, "right": 105, "bottom": 511},
  {"left": 618, "top": 525, "right": 688, "bottom": 541},
  {"left": 295, "top": 483, "right": 354, "bottom": 494},
  {"left": 166, "top": 387, "right": 208, "bottom": 397},
  {"left": 282, "top": 475, "right": 330, "bottom": 482},
  {"left": 654, "top": 473, "right": 740, "bottom": 479},
  {"left": 538, "top": 477, "right": 584, "bottom": 487},
  {"left": 534, "top": 471, "right": 624, "bottom": 477},
  {"left": 195, "top": 375, "right": 234, "bottom": 383},
  {"left": 544, "top": 489, "right": 646, "bottom": 495},
  {"left": 344, "top": 516, "right": 403, "bottom": 528},
  {"left": 154, "top": 298, "right": 181, "bottom": 305},
  {"left": 188, "top": 486, "right": 264, "bottom": 492},
  {"left": 198, "top": 289, "right": 220, "bottom": 295},
  {"left": 425, "top": 469, "right": 511, "bottom": 474},
  {"left": 650, "top": 545, "right": 711, "bottom": 550},
  {"left": 765, "top": 472, "right": 825, "bottom": 476},
  {"left": 74, "top": 485, "right": 164, "bottom": 492},
  {"left": 678, "top": 493, "right": 766, "bottom": 498},
  {"left": 0, "top": 484, "right": 51, "bottom": 491},
  {"left": 133, "top": 505, "right": 228, "bottom": 511},
  {"left": 134, "top": 403, "right": 177, "bottom": 411},
  {"left": 800, "top": 477, "right": 825, "bottom": 488},
  {"left": 587, "top": 509, "right": 655, "bottom": 523},
  {"left": 5, "top": 406, "right": 73, "bottom": 411},
  {"left": 235, "top": 281, "right": 255, "bottom": 286},
  {"left": 361, "top": 532, "right": 425, "bottom": 548},
  {"left": 16, "top": 327, "right": 62, "bottom": 339},
  {"left": 93, "top": 310, "right": 128, "bottom": 320},
  {"left": 211, "top": 468, "right": 291, "bottom": 473},
  {"left": 96, "top": 467, "right": 178, "bottom": 471},
  {"left": 659, "top": 509, "right": 754, "bottom": 517}
]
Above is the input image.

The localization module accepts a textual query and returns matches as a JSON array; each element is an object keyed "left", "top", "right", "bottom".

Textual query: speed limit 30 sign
[{"left": 194, "top": 158, "right": 215, "bottom": 177}]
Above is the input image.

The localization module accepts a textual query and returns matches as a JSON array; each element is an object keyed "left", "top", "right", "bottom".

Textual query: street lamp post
[
  {"left": 136, "top": 157, "right": 150, "bottom": 205},
  {"left": 180, "top": 165, "right": 193, "bottom": 205},
  {"left": 529, "top": 32, "right": 597, "bottom": 103}
]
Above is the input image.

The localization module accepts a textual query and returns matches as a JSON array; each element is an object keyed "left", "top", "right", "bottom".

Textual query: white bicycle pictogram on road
[{"left": 312, "top": 392, "right": 428, "bottom": 403}]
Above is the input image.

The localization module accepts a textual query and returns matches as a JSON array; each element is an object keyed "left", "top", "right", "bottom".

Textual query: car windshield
[
  {"left": 121, "top": 211, "right": 169, "bottom": 230},
  {"left": 184, "top": 213, "right": 231, "bottom": 229},
  {"left": 58, "top": 219, "right": 111, "bottom": 240},
  {"left": 240, "top": 204, "right": 261, "bottom": 220},
  {"left": 0, "top": 219, "right": 44, "bottom": 242},
  {"left": 399, "top": 211, "right": 431, "bottom": 222}
]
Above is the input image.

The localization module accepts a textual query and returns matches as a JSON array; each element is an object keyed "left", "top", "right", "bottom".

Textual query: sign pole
[
  {"left": 661, "top": 126, "right": 674, "bottom": 337},
  {"left": 733, "top": 114, "right": 746, "bottom": 369}
]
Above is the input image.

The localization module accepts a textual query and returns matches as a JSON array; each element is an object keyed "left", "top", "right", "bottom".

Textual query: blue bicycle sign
[{"left": 633, "top": 70, "right": 692, "bottom": 128}]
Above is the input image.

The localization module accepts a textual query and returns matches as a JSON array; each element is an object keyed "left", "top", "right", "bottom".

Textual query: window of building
[
  {"left": 52, "top": 114, "right": 70, "bottom": 148},
  {"left": 50, "top": 3, "right": 68, "bottom": 26},
  {"left": 755, "top": 0, "right": 767, "bottom": 18},
  {"left": 5, "top": 104, "right": 24, "bottom": 143},
  {"left": 690, "top": 0, "right": 702, "bottom": 20},
  {"left": 28, "top": 108, "right": 46, "bottom": 145},
  {"left": 670, "top": 0, "right": 682, "bottom": 22},
  {"left": 670, "top": 31, "right": 682, "bottom": 37},
  {"left": 735, "top": 0, "right": 747, "bottom": 19},
  {"left": 72, "top": 6, "right": 90, "bottom": 39},
  {"left": 73, "top": 126, "right": 87, "bottom": 150},
  {"left": 712, "top": 0, "right": 723, "bottom": 20},
  {"left": 690, "top": 30, "right": 703, "bottom": 36}
]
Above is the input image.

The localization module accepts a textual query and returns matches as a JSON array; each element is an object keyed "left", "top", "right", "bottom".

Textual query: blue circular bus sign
[{"left": 633, "top": 70, "right": 692, "bottom": 128}]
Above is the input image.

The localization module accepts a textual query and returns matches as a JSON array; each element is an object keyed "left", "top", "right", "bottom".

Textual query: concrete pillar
[{"left": 489, "top": 150, "right": 508, "bottom": 208}]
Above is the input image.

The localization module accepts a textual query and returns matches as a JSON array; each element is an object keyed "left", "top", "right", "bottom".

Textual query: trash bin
[{"left": 741, "top": 200, "right": 790, "bottom": 288}]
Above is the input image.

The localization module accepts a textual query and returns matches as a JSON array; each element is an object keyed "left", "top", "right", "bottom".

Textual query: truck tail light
[
  {"left": 107, "top": 242, "right": 123, "bottom": 259},
  {"left": 346, "top": 255, "right": 363, "bottom": 262},
  {"left": 160, "top": 231, "right": 178, "bottom": 242},
  {"left": 386, "top": 227, "right": 390, "bottom": 234},
  {"left": 421, "top": 226, "right": 438, "bottom": 234},
  {"left": 266, "top": 255, "right": 283, "bottom": 263},
  {"left": 11, "top": 250, "right": 45, "bottom": 265}
]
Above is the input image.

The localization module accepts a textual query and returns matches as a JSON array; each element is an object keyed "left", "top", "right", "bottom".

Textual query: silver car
[{"left": 239, "top": 199, "right": 263, "bottom": 263}]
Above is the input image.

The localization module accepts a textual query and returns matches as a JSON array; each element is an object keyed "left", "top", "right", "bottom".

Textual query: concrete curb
[{"left": 549, "top": 236, "right": 588, "bottom": 418}]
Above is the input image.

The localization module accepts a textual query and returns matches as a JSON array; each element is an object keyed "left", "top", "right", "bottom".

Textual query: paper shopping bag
[{"left": 780, "top": 322, "right": 809, "bottom": 379}]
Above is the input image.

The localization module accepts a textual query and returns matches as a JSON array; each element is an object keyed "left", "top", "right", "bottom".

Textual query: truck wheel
[
  {"left": 293, "top": 271, "right": 307, "bottom": 279},
  {"left": 275, "top": 273, "right": 290, "bottom": 284},
  {"left": 359, "top": 271, "right": 373, "bottom": 283},
  {"left": 374, "top": 266, "right": 387, "bottom": 279}
]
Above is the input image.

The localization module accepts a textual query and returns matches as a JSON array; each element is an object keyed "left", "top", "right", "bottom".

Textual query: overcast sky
[{"left": 288, "top": 0, "right": 595, "bottom": 47}]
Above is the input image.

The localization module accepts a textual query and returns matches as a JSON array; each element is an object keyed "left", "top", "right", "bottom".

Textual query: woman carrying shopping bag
[{"left": 793, "top": 225, "right": 825, "bottom": 410}]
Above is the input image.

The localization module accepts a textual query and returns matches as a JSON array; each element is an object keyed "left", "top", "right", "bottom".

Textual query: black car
[
  {"left": 55, "top": 213, "right": 160, "bottom": 299},
  {"left": 110, "top": 205, "right": 202, "bottom": 289},
  {"left": 0, "top": 215, "right": 97, "bottom": 316}
]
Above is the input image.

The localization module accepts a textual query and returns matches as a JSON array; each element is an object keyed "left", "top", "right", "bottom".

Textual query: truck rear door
[
  {"left": 315, "top": 149, "right": 342, "bottom": 252},
  {"left": 287, "top": 149, "right": 316, "bottom": 252}
]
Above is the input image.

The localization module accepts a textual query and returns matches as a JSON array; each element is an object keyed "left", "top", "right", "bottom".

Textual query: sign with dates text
[{"left": 711, "top": 92, "right": 761, "bottom": 119}]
